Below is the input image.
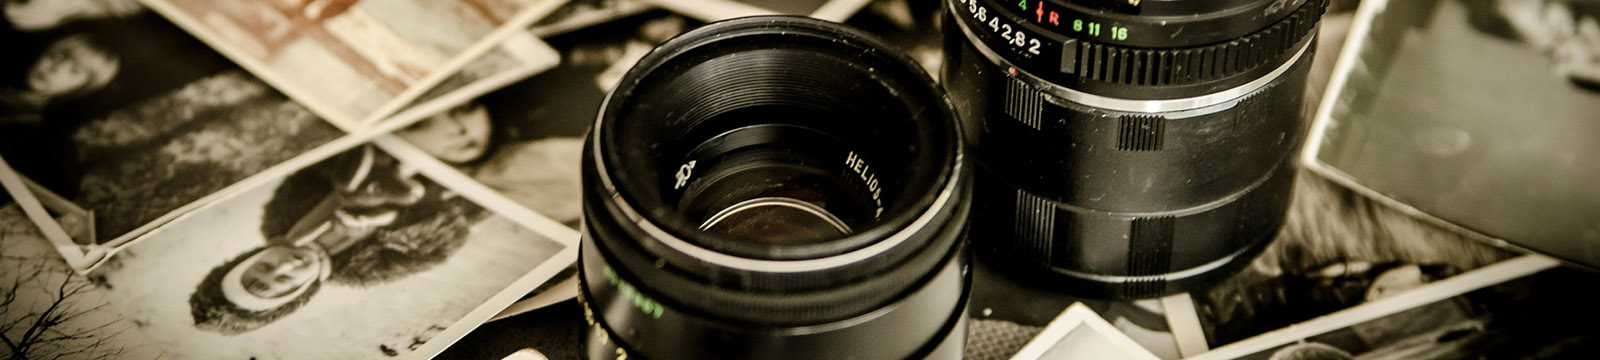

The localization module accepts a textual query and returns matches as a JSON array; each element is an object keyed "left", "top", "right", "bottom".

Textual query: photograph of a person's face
[
  {"left": 89, "top": 143, "right": 569, "bottom": 359},
  {"left": 394, "top": 11, "right": 701, "bottom": 229},
  {"left": 0, "top": 8, "right": 347, "bottom": 259}
]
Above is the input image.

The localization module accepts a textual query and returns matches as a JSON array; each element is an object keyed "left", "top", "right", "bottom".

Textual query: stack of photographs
[{"left": 8, "top": 0, "right": 1595, "bottom": 359}]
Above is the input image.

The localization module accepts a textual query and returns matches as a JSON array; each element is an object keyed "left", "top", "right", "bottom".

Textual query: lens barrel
[
  {"left": 580, "top": 16, "right": 972, "bottom": 359},
  {"left": 942, "top": 0, "right": 1326, "bottom": 298}
]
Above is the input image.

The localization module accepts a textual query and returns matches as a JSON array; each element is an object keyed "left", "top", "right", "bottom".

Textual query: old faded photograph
[
  {"left": 0, "top": 198, "right": 162, "bottom": 360},
  {"left": 88, "top": 143, "right": 568, "bottom": 359},
  {"left": 1194, "top": 174, "right": 1518, "bottom": 347},
  {"left": 1309, "top": 0, "right": 1600, "bottom": 268},
  {"left": 140, "top": 0, "right": 570, "bottom": 127},
  {"left": 389, "top": 31, "right": 559, "bottom": 125},
  {"left": 1229, "top": 266, "right": 1600, "bottom": 360},
  {"left": 395, "top": 9, "right": 701, "bottom": 229},
  {"left": 0, "top": 6, "right": 346, "bottom": 257}
]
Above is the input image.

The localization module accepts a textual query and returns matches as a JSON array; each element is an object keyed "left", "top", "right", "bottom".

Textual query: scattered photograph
[
  {"left": 383, "top": 30, "right": 560, "bottom": 130},
  {"left": 0, "top": 7, "right": 348, "bottom": 259},
  {"left": 1216, "top": 259, "right": 1597, "bottom": 360},
  {"left": 529, "top": 0, "right": 654, "bottom": 38},
  {"left": 965, "top": 253, "right": 1184, "bottom": 360},
  {"left": 1194, "top": 173, "right": 1520, "bottom": 347},
  {"left": 1011, "top": 303, "right": 1162, "bottom": 360},
  {"left": 644, "top": 0, "right": 871, "bottom": 22},
  {"left": 138, "top": 0, "right": 572, "bottom": 127},
  {"left": 0, "top": 201, "right": 162, "bottom": 360},
  {"left": 1306, "top": 0, "right": 1600, "bottom": 268},
  {"left": 87, "top": 142, "right": 573, "bottom": 359},
  {"left": 395, "top": 9, "right": 701, "bottom": 229}
]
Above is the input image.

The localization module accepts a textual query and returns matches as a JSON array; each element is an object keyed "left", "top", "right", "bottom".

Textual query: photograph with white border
[
  {"left": 87, "top": 140, "right": 575, "bottom": 359},
  {"left": 136, "top": 0, "right": 573, "bottom": 129},
  {"left": 1303, "top": 0, "right": 1600, "bottom": 270},
  {"left": 1011, "top": 302, "right": 1163, "bottom": 360},
  {"left": 1190, "top": 254, "right": 1588, "bottom": 360}
]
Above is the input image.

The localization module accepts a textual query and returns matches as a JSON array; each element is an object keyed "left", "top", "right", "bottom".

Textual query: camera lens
[
  {"left": 580, "top": 16, "right": 972, "bottom": 360},
  {"left": 942, "top": 0, "right": 1327, "bottom": 298}
]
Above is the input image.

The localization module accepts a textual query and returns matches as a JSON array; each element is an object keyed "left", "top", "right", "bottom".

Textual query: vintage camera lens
[
  {"left": 942, "top": 0, "right": 1327, "bottom": 298},
  {"left": 580, "top": 16, "right": 972, "bottom": 359}
]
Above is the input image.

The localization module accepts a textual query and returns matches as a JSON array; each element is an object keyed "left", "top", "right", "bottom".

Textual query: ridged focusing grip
[{"left": 1064, "top": 0, "right": 1326, "bottom": 87}]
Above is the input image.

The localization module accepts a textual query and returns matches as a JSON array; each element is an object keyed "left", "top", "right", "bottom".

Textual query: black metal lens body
[
  {"left": 580, "top": 16, "right": 972, "bottom": 359},
  {"left": 942, "top": 0, "right": 1326, "bottom": 298}
]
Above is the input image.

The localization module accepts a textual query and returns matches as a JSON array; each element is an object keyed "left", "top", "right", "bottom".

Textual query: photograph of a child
[
  {"left": 394, "top": 10, "right": 701, "bottom": 229},
  {"left": 0, "top": 4, "right": 347, "bottom": 252},
  {"left": 90, "top": 143, "right": 567, "bottom": 359}
]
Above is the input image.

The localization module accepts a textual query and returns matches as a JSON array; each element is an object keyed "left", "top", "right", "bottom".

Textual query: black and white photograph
[
  {"left": 0, "top": 5, "right": 348, "bottom": 263},
  {"left": 0, "top": 198, "right": 162, "bottom": 360},
  {"left": 1207, "top": 258, "right": 1597, "bottom": 360},
  {"left": 380, "top": 30, "right": 560, "bottom": 130},
  {"left": 1305, "top": 0, "right": 1600, "bottom": 269},
  {"left": 1010, "top": 303, "right": 1163, "bottom": 360},
  {"left": 85, "top": 142, "right": 572, "bottom": 359},
  {"left": 136, "top": 0, "right": 572, "bottom": 128},
  {"left": 394, "top": 8, "right": 702, "bottom": 229},
  {"left": 644, "top": 0, "right": 871, "bottom": 22},
  {"left": 1194, "top": 174, "right": 1520, "bottom": 348}
]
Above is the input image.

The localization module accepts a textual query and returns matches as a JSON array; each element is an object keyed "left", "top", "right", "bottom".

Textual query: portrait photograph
[
  {"left": 87, "top": 142, "right": 572, "bottom": 359},
  {"left": 0, "top": 5, "right": 347, "bottom": 261},
  {"left": 394, "top": 9, "right": 702, "bottom": 229},
  {"left": 139, "top": 0, "right": 573, "bottom": 127}
]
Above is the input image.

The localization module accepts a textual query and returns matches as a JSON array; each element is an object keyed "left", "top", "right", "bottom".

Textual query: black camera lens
[
  {"left": 580, "top": 16, "right": 972, "bottom": 360},
  {"left": 942, "top": 0, "right": 1327, "bottom": 298}
]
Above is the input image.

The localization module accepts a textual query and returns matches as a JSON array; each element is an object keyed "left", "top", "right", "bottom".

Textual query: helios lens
[{"left": 580, "top": 16, "right": 972, "bottom": 359}]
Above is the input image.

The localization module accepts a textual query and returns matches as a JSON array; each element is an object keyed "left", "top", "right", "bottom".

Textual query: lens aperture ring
[{"left": 948, "top": 0, "right": 1326, "bottom": 99}]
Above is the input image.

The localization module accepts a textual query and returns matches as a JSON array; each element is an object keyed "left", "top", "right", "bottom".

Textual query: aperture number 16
[{"left": 961, "top": 0, "right": 1042, "bottom": 55}]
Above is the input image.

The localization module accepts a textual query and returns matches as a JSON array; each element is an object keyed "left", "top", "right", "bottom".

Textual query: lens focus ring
[{"left": 948, "top": 0, "right": 1326, "bottom": 99}]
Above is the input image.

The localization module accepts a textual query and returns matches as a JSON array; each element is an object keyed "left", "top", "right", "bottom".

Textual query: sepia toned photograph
[
  {"left": 1010, "top": 303, "right": 1162, "bottom": 360},
  {"left": 139, "top": 0, "right": 572, "bottom": 128},
  {"left": 1194, "top": 174, "right": 1520, "bottom": 348},
  {"left": 384, "top": 30, "right": 559, "bottom": 129},
  {"left": 0, "top": 202, "right": 162, "bottom": 360},
  {"left": 0, "top": 6, "right": 347, "bottom": 262},
  {"left": 395, "top": 9, "right": 700, "bottom": 229},
  {"left": 1306, "top": 0, "right": 1600, "bottom": 269},
  {"left": 644, "top": 0, "right": 871, "bottom": 22},
  {"left": 87, "top": 142, "right": 571, "bottom": 359},
  {"left": 1218, "top": 262, "right": 1598, "bottom": 360}
]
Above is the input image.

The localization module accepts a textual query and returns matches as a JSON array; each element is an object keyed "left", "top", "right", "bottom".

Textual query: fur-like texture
[
  {"left": 189, "top": 246, "right": 322, "bottom": 335},
  {"left": 260, "top": 146, "right": 488, "bottom": 288}
]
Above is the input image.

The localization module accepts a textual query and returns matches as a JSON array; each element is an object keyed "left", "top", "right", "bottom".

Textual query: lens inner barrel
[
  {"left": 582, "top": 16, "right": 972, "bottom": 359},
  {"left": 943, "top": 0, "right": 1326, "bottom": 298}
]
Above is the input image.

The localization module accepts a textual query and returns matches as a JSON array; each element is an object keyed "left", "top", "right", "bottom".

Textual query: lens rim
[{"left": 589, "top": 16, "right": 966, "bottom": 271}]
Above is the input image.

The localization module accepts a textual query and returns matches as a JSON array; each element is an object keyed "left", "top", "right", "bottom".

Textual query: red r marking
[{"left": 1049, "top": 12, "right": 1059, "bottom": 26}]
